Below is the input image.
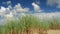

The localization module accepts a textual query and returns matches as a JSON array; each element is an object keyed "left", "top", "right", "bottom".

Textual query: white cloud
[
  {"left": 32, "top": 2, "right": 40, "bottom": 12},
  {"left": 8, "top": 5, "right": 12, "bottom": 9},
  {"left": 0, "top": 3, "right": 30, "bottom": 20},
  {"left": 4, "top": 12, "right": 13, "bottom": 18},
  {"left": 14, "top": 3, "right": 29, "bottom": 12},
  {"left": 0, "top": 6, "right": 12, "bottom": 19},
  {"left": 0, "top": 6, "right": 11, "bottom": 16},
  {"left": 47, "top": 0, "right": 60, "bottom": 8},
  {"left": 0, "top": 7, "right": 6, "bottom": 13},
  {"left": 0, "top": 7, "right": 6, "bottom": 16}
]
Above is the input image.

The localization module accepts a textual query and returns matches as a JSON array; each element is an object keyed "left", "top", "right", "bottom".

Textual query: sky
[
  {"left": 0, "top": 0, "right": 60, "bottom": 25},
  {"left": 0, "top": 0, "right": 60, "bottom": 12}
]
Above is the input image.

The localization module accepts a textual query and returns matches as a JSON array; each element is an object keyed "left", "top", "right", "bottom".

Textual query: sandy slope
[{"left": 47, "top": 30, "right": 60, "bottom": 34}]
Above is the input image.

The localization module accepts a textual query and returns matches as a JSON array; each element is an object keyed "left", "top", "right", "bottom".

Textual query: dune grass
[{"left": 0, "top": 15, "right": 60, "bottom": 34}]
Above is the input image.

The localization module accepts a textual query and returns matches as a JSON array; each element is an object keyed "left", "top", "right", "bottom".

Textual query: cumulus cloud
[
  {"left": 32, "top": 2, "right": 40, "bottom": 12},
  {"left": 14, "top": 3, "right": 29, "bottom": 12},
  {"left": 47, "top": 0, "right": 60, "bottom": 8},
  {"left": 5, "top": 12, "right": 13, "bottom": 18},
  {"left": 0, "top": 6, "right": 11, "bottom": 16},
  {"left": 8, "top": 5, "right": 12, "bottom": 9},
  {"left": 0, "top": 7, "right": 9, "bottom": 16},
  {"left": 0, "top": 7, "right": 6, "bottom": 13},
  {"left": 1, "top": 1, "right": 29, "bottom": 15},
  {"left": 0, "top": 3, "right": 30, "bottom": 20}
]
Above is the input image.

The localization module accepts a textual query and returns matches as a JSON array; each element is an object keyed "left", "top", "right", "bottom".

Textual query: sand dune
[{"left": 47, "top": 30, "right": 60, "bottom": 34}]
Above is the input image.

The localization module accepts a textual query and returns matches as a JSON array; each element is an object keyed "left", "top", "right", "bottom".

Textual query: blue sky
[{"left": 0, "top": 0, "right": 60, "bottom": 12}]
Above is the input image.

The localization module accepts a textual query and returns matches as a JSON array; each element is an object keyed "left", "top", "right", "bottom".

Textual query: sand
[{"left": 47, "top": 30, "right": 60, "bottom": 34}]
